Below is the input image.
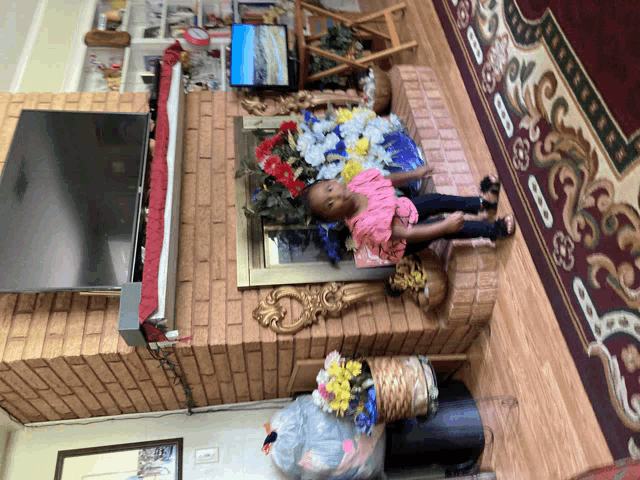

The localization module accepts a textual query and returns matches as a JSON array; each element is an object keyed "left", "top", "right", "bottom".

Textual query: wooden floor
[{"left": 355, "top": 0, "right": 614, "bottom": 477}]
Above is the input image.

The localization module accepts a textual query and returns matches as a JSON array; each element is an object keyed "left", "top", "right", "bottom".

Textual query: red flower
[
  {"left": 288, "top": 179, "right": 305, "bottom": 197},
  {"left": 255, "top": 134, "right": 282, "bottom": 163},
  {"left": 278, "top": 121, "right": 298, "bottom": 134},
  {"left": 262, "top": 155, "right": 282, "bottom": 175},
  {"left": 273, "top": 163, "right": 304, "bottom": 197},
  {"left": 273, "top": 162, "right": 295, "bottom": 183}
]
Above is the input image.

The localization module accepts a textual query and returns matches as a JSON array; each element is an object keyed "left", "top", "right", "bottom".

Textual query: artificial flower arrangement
[
  {"left": 312, "top": 351, "right": 379, "bottom": 435},
  {"left": 236, "top": 107, "right": 422, "bottom": 262}
]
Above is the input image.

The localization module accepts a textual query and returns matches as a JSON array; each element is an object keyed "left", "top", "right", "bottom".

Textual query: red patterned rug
[{"left": 431, "top": 0, "right": 640, "bottom": 459}]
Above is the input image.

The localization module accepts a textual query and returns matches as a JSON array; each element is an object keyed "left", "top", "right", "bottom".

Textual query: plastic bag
[{"left": 268, "top": 395, "right": 386, "bottom": 480}]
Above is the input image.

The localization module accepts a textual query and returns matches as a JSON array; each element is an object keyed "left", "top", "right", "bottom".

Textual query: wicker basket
[
  {"left": 370, "top": 65, "right": 392, "bottom": 113},
  {"left": 365, "top": 355, "right": 439, "bottom": 424},
  {"left": 388, "top": 249, "right": 448, "bottom": 312}
]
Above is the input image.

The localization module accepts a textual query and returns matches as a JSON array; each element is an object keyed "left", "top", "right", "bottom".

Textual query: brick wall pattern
[{"left": 0, "top": 87, "right": 486, "bottom": 424}]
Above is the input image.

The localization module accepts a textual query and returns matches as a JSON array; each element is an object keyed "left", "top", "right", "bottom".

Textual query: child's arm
[
  {"left": 385, "top": 165, "right": 436, "bottom": 187},
  {"left": 391, "top": 212, "right": 464, "bottom": 243}
]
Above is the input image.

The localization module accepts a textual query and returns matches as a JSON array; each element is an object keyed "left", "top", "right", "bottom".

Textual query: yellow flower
[
  {"left": 338, "top": 389, "right": 352, "bottom": 401},
  {"left": 328, "top": 361, "right": 342, "bottom": 378},
  {"left": 345, "top": 360, "right": 362, "bottom": 377},
  {"left": 342, "top": 160, "right": 363, "bottom": 185},
  {"left": 340, "top": 380, "right": 351, "bottom": 391},
  {"left": 356, "top": 404, "right": 364, "bottom": 415},
  {"left": 330, "top": 398, "right": 350, "bottom": 413},
  {"left": 326, "top": 381, "right": 339, "bottom": 393},
  {"left": 335, "top": 108, "right": 353, "bottom": 124},
  {"left": 355, "top": 137, "right": 369, "bottom": 156}
]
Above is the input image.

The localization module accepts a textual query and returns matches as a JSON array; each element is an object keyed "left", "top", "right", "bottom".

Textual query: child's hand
[
  {"left": 443, "top": 212, "right": 465, "bottom": 233},
  {"left": 412, "top": 165, "right": 437, "bottom": 180}
]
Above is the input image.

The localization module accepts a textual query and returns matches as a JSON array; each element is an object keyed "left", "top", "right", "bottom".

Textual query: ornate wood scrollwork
[
  {"left": 253, "top": 251, "right": 449, "bottom": 334},
  {"left": 240, "top": 89, "right": 362, "bottom": 117},
  {"left": 253, "top": 282, "right": 387, "bottom": 335}
]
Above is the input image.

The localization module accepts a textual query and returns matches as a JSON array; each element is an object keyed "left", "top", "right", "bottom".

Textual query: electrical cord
[
  {"left": 23, "top": 400, "right": 293, "bottom": 429},
  {"left": 147, "top": 345, "right": 197, "bottom": 415}
]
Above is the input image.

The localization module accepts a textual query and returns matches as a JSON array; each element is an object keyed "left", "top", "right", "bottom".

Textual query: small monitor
[{"left": 230, "top": 24, "right": 290, "bottom": 88}]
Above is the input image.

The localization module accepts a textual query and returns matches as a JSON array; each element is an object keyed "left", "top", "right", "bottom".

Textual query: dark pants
[{"left": 403, "top": 193, "right": 498, "bottom": 256}]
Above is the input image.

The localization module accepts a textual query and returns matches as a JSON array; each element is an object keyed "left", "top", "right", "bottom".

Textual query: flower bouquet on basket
[
  {"left": 235, "top": 107, "right": 428, "bottom": 262},
  {"left": 313, "top": 351, "right": 440, "bottom": 434},
  {"left": 313, "top": 351, "right": 379, "bottom": 435}
]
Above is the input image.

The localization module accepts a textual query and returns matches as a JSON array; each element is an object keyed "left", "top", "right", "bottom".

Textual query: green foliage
[
  {"left": 308, "top": 24, "right": 362, "bottom": 85},
  {"left": 235, "top": 129, "right": 315, "bottom": 225}
]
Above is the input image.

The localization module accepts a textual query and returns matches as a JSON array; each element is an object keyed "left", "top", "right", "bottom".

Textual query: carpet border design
[{"left": 502, "top": 0, "right": 640, "bottom": 177}]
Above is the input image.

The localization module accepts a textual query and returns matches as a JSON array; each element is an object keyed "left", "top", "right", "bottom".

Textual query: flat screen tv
[
  {"left": 230, "top": 24, "right": 291, "bottom": 88},
  {"left": 0, "top": 110, "right": 150, "bottom": 293}
]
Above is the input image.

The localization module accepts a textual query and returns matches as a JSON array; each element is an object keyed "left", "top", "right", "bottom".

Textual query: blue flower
[
  {"left": 333, "top": 124, "right": 342, "bottom": 137},
  {"left": 349, "top": 393, "right": 360, "bottom": 410},
  {"left": 317, "top": 222, "right": 343, "bottom": 263},
  {"left": 325, "top": 139, "right": 348, "bottom": 158},
  {"left": 367, "top": 386, "right": 376, "bottom": 402},
  {"left": 355, "top": 412, "right": 373, "bottom": 435},
  {"left": 302, "top": 109, "right": 318, "bottom": 126},
  {"left": 365, "top": 387, "right": 378, "bottom": 424}
]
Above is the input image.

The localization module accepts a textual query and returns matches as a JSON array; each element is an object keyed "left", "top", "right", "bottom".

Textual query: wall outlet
[{"left": 195, "top": 447, "right": 219, "bottom": 464}]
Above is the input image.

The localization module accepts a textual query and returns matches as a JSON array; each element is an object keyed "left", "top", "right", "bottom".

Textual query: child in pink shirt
[{"left": 305, "top": 167, "right": 515, "bottom": 263}]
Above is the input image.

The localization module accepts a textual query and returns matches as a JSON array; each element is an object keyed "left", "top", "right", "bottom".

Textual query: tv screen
[
  {"left": 0, "top": 110, "right": 150, "bottom": 292},
  {"left": 230, "top": 24, "right": 290, "bottom": 87}
]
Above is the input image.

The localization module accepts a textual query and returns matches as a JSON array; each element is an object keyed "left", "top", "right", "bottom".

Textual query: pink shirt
[{"left": 346, "top": 169, "right": 418, "bottom": 263}]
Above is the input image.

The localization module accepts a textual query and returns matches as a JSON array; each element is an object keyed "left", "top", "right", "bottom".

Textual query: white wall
[
  {"left": 0, "top": 0, "right": 41, "bottom": 91},
  {"left": 18, "top": 0, "right": 88, "bottom": 93},
  {"left": 2, "top": 401, "right": 292, "bottom": 480}
]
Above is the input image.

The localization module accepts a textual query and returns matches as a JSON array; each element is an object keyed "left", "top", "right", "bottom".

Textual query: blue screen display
[{"left": 230, "top": 24, "right": 289, "bottom": 86}]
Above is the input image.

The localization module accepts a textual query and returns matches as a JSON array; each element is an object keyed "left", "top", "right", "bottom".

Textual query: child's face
[{"left": 308, "top": 181, "right": 355, "bottom": 221}]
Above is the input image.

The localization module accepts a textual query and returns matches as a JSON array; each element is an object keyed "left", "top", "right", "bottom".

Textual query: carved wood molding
[
  {"left": 239, "top": 89, "right": 362, "bottom": 116},
  {"left": 253, "top": 282, "right": 387, "bottom": 334},
  {"left": 253, "top": 252, "right": 449, "bottom": 335}
]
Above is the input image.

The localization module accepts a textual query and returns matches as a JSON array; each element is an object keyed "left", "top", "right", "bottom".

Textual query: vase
[{"left": 365, "top": 355, "right": 439, "bottom": 424}]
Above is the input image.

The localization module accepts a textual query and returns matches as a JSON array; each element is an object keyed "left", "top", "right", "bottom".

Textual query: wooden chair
[{"left": 294, "top": 0, "right": 417, "bottom": 90}]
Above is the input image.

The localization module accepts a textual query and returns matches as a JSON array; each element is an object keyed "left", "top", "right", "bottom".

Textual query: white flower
[
  {"left": 362, "top": 124, "right": 385, "bottom": 145},
  {"left": 316, "top": 369, "right": 330, "bottom": 385},
  {"left": 312, "top": 389, "right": 328, "bottom": 408},
  {"left": 317, "top": 159, "right": 346, "bottom": 180},
  {"left": 361, "top": 158, "right": 389, "bottom": 175},
  {"left": 304, "top": 144, "right": 327, "bottom": 167},
  {"left": 299, "top": 121, "right": 311, "bottom": 134},
  {"left": 324, "top": 351, "right": 343, "bottom": 370},
  {"left": 367, "top": 116, "right": 393, "bottom": 135},
  {"left": 313, "top": 120, "right": 334, "bottom": 135},
  {"left": 296, "top": 132, "right": 316, "bottom": 156},
  {"left": 320, "top": 132, "right": 340, "bottom": 152},
  {"left": 389, "top": 114, "right": 403, "bottom": 130},
  {"left": 343, "top": 134, "right": 360, "bottom": 150},
  {"left": 368, "top": 144, "right": 393, "bottom": 164}
]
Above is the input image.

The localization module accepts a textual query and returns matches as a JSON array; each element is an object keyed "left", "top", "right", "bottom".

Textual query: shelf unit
[{"left": 68, "top": 0, "right": 232, "bottom": 93}]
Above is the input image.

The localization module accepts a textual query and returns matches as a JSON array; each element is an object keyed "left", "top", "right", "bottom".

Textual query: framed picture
[
  {"left": 144, "top": 55, "right": 162, "bottom": 72},
  {"left": 54, "top": 438, "right": 183, "bottom": 480},
  {"left": 233, "top": 0, "right": 275, "bottom": 24}
]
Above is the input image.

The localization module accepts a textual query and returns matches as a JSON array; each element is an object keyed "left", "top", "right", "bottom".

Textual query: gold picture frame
[
  {"left": 54, "top": 438, "right": 183, "bottom": 480},
  {"left": 234, "top": 116, "right": 396, "bottom": 288}
]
